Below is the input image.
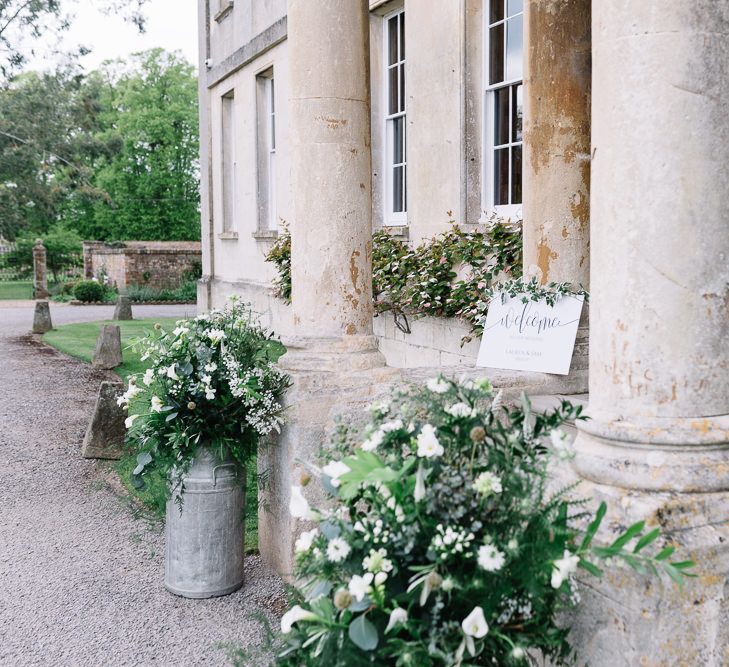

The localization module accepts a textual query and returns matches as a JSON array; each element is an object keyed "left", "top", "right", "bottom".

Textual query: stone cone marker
[
  {"left": 81, "top": 381, "right": 126, "bottom": 459},
  {"left": 92, "top": 324, "right": 123, "bottom": 369},
  {"left": 113, "top": 295, "right": 133, "bottom": 321},
  {"left": 32, "top": 300, "right": 53, "bottom": 334}
]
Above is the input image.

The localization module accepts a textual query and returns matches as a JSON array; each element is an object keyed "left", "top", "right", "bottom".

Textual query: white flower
[
  {"left": 380, "top": 419, "right": 403, "bottom": 432},
  {"left": 416, "top": 424, "right": 444, "bottom": 458},
  {"left": 200, "top": 374, "right": 212, "bottom": 385},
  {"left": 362, "top": 428, "right": 385, "bottom": 451},
  {"left": 477, "top": 544, "right": 506, "bottom": 572},
  {"left": 204, "top": 362, "right": 217, "bottom": 372},
  {"left": 385, "top": 607, "right": 408, "bottom": 633},
  {"left": 124, "top": 414, "right": 139, "bottom": 429},
  {"left": 326, "top": 537, "right": 351, "bottom": 563},
  {"left": 414, "top": 461, "right": 427, "bottom": 502},
  {"left": 322, "top": 460, "right": 351, "bottom": 488},
  {"left": 150, "top": 396, "right": 163, "bottom": 413},
  {"left": 280, "top": 605, "right": 317, "bottom": 633},
  {"left": 374, "top": 571, "right": 388, "bottom": 586},
  {"left": 295, "top": 528, "right": 318, "bottom": 553},
  {"left": 207, "top": 328, "right": 226, "bottom": 344},
  {"left": 511, "top": 646, "right": 526, "bottom": 660},
  {"left": 366, "top": 400, "right": 390, "bottom": 414},
  {"left": 362, "top": 548, "right": 393, "bottom": 574},
  {"left": 348, "top": 573, "right": 374, "bottom": 601},
  {"left": 473, "top": 471, "right": 503, "bottom": 497},
  {"left": 289, "top": 485, "right": 313, "bottom": 519},
  {"left": 205, "top": 387, "right": 216, "bottom": 400},
  {"left": 446, "top": 402, "right": 475, "bottom": 418},
  {"left": 165, "top": 364, "right": 179, "bottom": 381},
  {"left": 462, "top": 606, "right": 489, "bottom": 638},
  {"left": 142, "top": 368, "right": 155, "bottom": 386},
  {"left": 551, "top": 549, "right": 580, "bottom": 589},
  {"left": 172, "top": 326, "right": 189, "bottom": 337},
  {"left": 427, "top": 377, "right": 450, "bottom": 394}
]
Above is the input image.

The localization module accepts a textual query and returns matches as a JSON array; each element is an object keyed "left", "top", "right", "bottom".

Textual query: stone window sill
[
  {"left": 214, "top": 1, "right": 234, "bottom": 23},
  {"left": 252, "top": 229, "right": 279, "bottom": 241},
  {"left": 218, "top": 231, "right": 239, "bottom": 240},
  {"left": 379, "top": 225, "right": 409, "bottom": 240}
]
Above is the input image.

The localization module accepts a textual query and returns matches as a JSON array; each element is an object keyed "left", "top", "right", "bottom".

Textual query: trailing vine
[{"left": 264, "top": 216, "right": 585, "bottom": 344}]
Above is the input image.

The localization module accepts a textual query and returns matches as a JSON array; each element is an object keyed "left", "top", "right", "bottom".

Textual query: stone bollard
[
  {"left": 81, "top": 381, "right": 126, "bottom": 459},
  {"left": 32, "top": 300, "right": 53, "bottom": 334},
  {"left": 32, "top": 239, "right": 49, "bottom": 299},
  {"left": 113, "top": 295, "right": 133, "bottom": 321},
  {"left": 92, "top": 324, "right": 123, "bottom": 369}
]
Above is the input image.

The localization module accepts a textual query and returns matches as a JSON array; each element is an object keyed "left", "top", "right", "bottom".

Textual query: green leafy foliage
[
  {"left": 272, "top": 378, "right": 694, "bottom": 666},
  {"left": 0, "top": 225, "right": 82, "bottom": 281},
  {"left": 265, "top": 217, "right": 523, "bottom": 342},
  {"left": 73, "top": 279, "right": 106, "bottom": 302},
  {"left": 122, "top": 298, "right": 291, "bottom": 498}
]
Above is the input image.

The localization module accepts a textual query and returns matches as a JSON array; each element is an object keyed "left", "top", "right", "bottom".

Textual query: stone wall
[{"left": 84, "top": 241, "right": 202, "bottom": 290}]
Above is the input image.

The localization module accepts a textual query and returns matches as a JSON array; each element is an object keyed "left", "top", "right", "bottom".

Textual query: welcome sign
[{"left": 476, "top": 293, "right": 584, "bottom": 375}]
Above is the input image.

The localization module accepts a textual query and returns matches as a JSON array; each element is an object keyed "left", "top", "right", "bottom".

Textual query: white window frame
[
  {"left": 221, "top": 89, "right": 236, "bottom": 232},
  {"left": 481, "top": 0, "right": 523, "bottom": 222},
  {"left": 383, "top": 7, "right": 406, "bottom": 226},
  {"left": 266, "top": 76, "right": 277, "bottom": 230}
]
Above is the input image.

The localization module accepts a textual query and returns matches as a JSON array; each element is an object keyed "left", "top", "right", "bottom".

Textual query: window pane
[
  {"left": 494, "top": 148, "right": 509, "bottom": 206},
  {"left": 388, "top": 16, "right": 399, "bottom": 65},
  {"left": 512, "top": 83, "right": 523, "bottom": 142},
  {"left": 489, "top": 0, "right": 504, "bottom": 24},
  {"left": 393, "top": 165, "right": 404, "bottom": 213},
  {"left": 494, "top": 88, "right": 509, "bottom": 146},
  {"left": 505, "top": 15, "right": 523, "bottom": 81},
  {"left": 393, "top": 117, "right": 404, "bottom": 164},
  {"left": 270, "top": 78, "right": 275, "bottom": 112},
  {"left": 399, "top": 63, "right": 405, "bottom": 113},
  {"left": 388, "top": 66, "right": 398, "bottom": 115},
  {"left": 489, "top": 24, "right": 504, "bottom": 85},
  {"left": 399, "top": 12, "right": 405, "bottom": 60},
  {"left": 403, "top": 164, "right": 407, "bottom": 212},
  {"left": 511, "top": 145, "right": 522, "bottom": 204},
  {"left": 507, "top": 0, "right": 522, "bottom": 16}
]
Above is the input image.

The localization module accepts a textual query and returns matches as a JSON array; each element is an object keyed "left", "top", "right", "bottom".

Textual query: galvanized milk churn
[{"left": 165, "top": 446, "right": 245, "bottom": 598}]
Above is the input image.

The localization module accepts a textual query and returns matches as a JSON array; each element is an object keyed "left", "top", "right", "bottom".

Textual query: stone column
[
  {"left": 32, "top": 239, "right": 49, "bottom": 299},
  {"left": 259, "top": 0, "right": 396, "bottom": 576},
  {"left": 571, "top": 3, "right": 729, "bottom": 664},
  {"left": 522, "top": 0, "right": 591, "bottom": 287},
  {"left": 286, "top": 0, "right": 381, "bottom": 364},
  {"left": 521, "top": 0, "right": 591, "bottom": 390}
]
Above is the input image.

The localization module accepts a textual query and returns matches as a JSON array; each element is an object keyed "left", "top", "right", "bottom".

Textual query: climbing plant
[{"left": 265, "top": 216, "right": 585, "bottom": 343}]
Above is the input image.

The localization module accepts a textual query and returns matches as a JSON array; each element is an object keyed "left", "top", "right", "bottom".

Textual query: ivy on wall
[{"left": 264, "top": 217, "right": 586, "bottom": 344}]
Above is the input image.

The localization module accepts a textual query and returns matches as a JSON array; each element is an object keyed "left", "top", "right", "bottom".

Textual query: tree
[
  {"left": 0, "top": 0, "right": 149, "bottom": 79},
  {"left": 0, "top": 64, "right": 111, "bottom": 238},
  {"left": 0, "top": 223, "right": 82, "bottom": 281},
  {"left": 82, "top": 49, "right": 200, "bottom": 241}
]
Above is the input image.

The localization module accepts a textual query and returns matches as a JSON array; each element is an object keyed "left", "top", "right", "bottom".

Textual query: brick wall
[{"left": 83, "top": 241, "right": 202, "bottom": 290}]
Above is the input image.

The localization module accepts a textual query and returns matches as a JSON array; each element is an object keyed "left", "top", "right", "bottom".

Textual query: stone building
[{"left": 197, "top": 1, "right": 729, "bottom": 664}]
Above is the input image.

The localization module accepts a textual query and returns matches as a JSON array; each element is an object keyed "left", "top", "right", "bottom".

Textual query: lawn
[
  {"left": 0, "top": 280, "right": 33, "bottom": 300},
  {"left": 43, "top": 317, "right": 259, "bottom": 551}
]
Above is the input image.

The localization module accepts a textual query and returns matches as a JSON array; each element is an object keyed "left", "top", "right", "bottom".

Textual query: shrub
[
  {"left": 74, "top": 280, "right": 105, "bottom": 302},
  {"left": 273, "top": 378, "right": 694, "bottom": 666}
]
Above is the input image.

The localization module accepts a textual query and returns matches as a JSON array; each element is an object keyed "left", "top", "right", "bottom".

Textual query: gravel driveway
[{"left": 0, "top": 302, "right": 285, "bottom": 666}]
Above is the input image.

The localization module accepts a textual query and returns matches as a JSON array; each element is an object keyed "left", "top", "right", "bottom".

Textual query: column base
[
  {"left": 280, "top": 334, "right": 387, "bottom": 372},
  {"left": 574, "top": 412, "right": 729, "bottom": 492},
  {"left": 566, "top": 477, "right": 729, "bottom": 666}
]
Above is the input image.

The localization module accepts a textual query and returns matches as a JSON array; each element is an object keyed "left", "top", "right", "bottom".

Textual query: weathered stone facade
[
  {"left": 83, "top": 241, "right": 202, "bottom": 290},
  {"left": 198, "top": 1, "right": 729, "bottom": 663}
]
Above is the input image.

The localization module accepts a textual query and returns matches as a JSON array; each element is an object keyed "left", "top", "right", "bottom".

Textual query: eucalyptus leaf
[
  {"left": 133, "top": 451, "right": 152, "bottom": 475},
  {"left": 348, "top": 614, "right": 378, "bottom": 651}
]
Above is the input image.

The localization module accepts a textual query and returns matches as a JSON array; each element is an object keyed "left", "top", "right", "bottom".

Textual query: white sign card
[{"left": 476, "top": 293, "right": 584, "bottom": 375}]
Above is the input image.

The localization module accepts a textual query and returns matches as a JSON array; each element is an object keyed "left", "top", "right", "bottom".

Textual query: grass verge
[
  {"left": 0, "top": 280, "right": 33, "bottom": 299},
  {"left": 44, "top": 317, "right": 259, "bottom": 551}
]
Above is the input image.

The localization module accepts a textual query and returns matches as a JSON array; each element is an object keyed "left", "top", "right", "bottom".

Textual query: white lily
[
  {"left": 150, "top": 396, "right": 163, "bottom": 413},
  {"left": 461, "top": 606, "right": 489, "bottom": 656},
  {"left": 289, "top": 485, "right": 314, "bottom": 519},
  {"left": 280, "top": 605, "right": 317, "bottom": 633},
  {"left": 165, "top": 364, "right": 179, "bottom": 381},
  {"left": 385, "top": 607, "right": 408, "bottom": 633},
  {"left": 551, "top": 549, "right": 580, "bottom": 589},
  {"left": 416, "top": 424, "right": 444, "bottom": 458}
]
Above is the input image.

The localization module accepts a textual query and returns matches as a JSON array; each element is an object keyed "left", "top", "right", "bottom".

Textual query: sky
[{"left": 25, "top": 0, "right": 199, "bottom": 72}]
